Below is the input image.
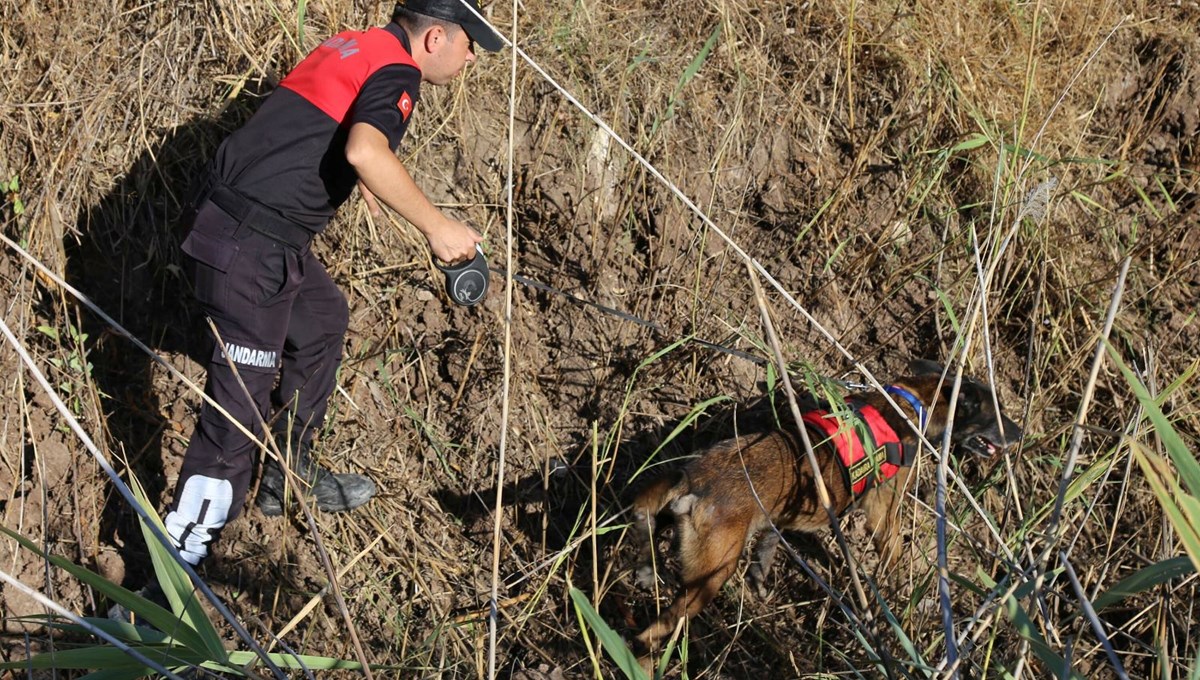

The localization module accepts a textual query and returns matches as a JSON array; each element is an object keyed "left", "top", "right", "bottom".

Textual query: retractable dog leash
[{"left": 435, "top": 244, "right": 490, "bottom": 306}]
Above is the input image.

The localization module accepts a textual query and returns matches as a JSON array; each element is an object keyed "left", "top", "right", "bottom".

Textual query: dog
[{"left": 629, "top": 360, "right": 1022, "bottom": 648}]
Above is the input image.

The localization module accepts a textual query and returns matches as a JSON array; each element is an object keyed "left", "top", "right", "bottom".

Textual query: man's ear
[{"left": 420, "top": 25, "right": 445, "bottom": 55}]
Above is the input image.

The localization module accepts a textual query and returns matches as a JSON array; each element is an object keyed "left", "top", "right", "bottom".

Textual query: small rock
[{"left": 510, "top": 664, "right": 568, "bottom": 680}]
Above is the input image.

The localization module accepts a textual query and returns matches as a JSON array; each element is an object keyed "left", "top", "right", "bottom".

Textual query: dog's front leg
[
  {"left": 863, "top": 467, "right": 914, "bottom": 574},
  {"left": 746, "top": 530, "right": 780, "bottom": 597},
  {"left": 632, "top": 506, "right": 661, "bottom": 590}
]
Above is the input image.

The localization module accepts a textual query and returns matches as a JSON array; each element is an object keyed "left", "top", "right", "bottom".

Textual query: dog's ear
[{"left": 909, "top": 359, "right": 945, "bottom": 376}]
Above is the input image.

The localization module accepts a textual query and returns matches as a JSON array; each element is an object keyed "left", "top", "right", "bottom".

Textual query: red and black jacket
[{"left": 210, "top": 23, "right": 422, "bottom": 233}]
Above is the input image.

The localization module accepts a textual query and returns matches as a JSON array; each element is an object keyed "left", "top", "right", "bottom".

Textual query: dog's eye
[{"left": 955, "top": 387, "right": 980, "bottom": 417}]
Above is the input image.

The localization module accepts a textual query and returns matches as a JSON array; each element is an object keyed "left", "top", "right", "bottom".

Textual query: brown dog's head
[{"left": 909, "top": 360, "right": 1023, "bottom": 458}]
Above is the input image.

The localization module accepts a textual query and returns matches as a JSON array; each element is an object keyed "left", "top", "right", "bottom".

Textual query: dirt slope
[{"left": 2, "top": 1, "right": 1198, "bottom": 678}]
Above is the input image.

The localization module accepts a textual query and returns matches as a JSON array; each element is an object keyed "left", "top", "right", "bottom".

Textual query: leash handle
[{"left": 435, "top": 244, "right": 490, "bottom": 306}]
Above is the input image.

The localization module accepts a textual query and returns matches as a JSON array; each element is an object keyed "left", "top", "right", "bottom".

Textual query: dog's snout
[
  {"left": 949, "top": 392, "right": 1023, "bottom": 458},
  {"left": 997, "top": 415, "right": 1023, "bottom": 450}
]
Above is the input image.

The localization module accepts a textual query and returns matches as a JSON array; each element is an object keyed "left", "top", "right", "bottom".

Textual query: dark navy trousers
[{"left": 165, "top": 198, "right": 348, "bottom": 564}]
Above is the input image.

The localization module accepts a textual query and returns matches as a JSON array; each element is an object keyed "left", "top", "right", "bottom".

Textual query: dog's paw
[
  {"left": 634, "top": 564, "right": 657, "bottom": 590},
  {"left": 746, "top": 565, "right": 770, "bottom": 599}
]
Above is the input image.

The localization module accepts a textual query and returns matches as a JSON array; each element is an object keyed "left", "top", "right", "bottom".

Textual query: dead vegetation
[{"left": 1, "top": 0, "right": 1198, "bottom": 677}]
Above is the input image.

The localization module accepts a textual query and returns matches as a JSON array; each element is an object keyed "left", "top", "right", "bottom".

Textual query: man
[{"left": 164, "top": 0, "right": 503, "bottom": 567}]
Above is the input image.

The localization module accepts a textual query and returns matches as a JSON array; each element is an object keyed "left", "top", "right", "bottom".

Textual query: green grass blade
[
  {"left": 679, "top": 25, "right": 720, "bottom": 86},
  {"left": 1089, "top": 556, "right": 1195, "bottom": 612},
  {"left": 568, "top": 586, "right": 649, "bottom": 680},
  {"left": 127, "top": 475, "right": 227, "bottom": 660},
  {"left": 1108, "top": 343, "right": 1200, "bottom": 570},
  {"left": 999, "top": 140, "right": 1050, "bottom": 162},
  {"left": 78, "top": 669, "right": 152, "bottom": 680},
  {"left": 0, "top": 645, "right": 207, "bottom": 671},
  {"left": 11, "top": 616, "right": 173, "bottom": 645},
  {"left": 0, "top": 526, "right": 209, "bottom": 654},
  {"left": 875, "top": 588, "right": 926, "bottom": 670},
  {"left": 637, "top": 337, "right": 690, "bottom": 372},
  {"left": 1107, "top": 343, "right": 1200, "bottom": 495},
  {"left": 297, "top": 0, "right": 307, "bottom": 47},
  {"left": 650, "top": 25, "right": 720, "bottom": 139},
  {"left": 650, "top": 395, "right": 731, "bottom": 456},
  {"left": 917, "top": 274, "right": 961, "bottom": 334},
  {"left": 226, "top": 649, "right": 366, "bottom": 670},
  {"left": 950, "top": 132, "right": 991, "bottom": 152},
  {"left": 1132, "top": 444, "right": 1200, "bottom": 571},
  {"left": 629, "top": 394, "right": 731, "bottom": 483},
  {"left": 1002, "top": 594, "right": 1086, "bottom": 680}
]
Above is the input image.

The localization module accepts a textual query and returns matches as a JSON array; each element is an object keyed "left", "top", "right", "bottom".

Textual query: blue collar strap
[{"left": 885, "top": 385, "right": 927, "bottom": 431}]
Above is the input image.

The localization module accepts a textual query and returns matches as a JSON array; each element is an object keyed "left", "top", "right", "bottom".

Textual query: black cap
[{"left": 400, "top": 0, "right": 503, "bottom": 52}]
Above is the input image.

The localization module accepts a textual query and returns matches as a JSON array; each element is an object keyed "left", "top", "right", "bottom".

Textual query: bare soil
[{"left": 2, "top": 1, "right": 1199, "bottom": 678}]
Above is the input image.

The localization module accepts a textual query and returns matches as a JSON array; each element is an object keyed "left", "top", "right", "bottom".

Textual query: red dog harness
[{"left": 801, "top": 392, "right": 917, "bottom": 498}]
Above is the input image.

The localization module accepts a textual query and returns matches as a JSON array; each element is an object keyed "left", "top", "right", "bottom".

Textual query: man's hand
[
  {"left": 358, "top": 180, "right": 383, "bottom": 219},
  {"left": 428, "top": 218, "right": 483, "bottom": 264}
]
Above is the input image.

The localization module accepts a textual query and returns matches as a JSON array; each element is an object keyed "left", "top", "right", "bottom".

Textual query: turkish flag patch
[{"left": 397, "top": 91, "right": 413, "bottom": 121}]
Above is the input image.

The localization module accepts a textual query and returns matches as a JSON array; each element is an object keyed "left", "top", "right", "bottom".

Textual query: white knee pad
[{"left": 164, "top": 475, "right": 234, "bottom": 565}]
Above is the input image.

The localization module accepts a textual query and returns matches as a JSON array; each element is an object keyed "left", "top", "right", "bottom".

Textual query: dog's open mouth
[{"left": 963, "top": 435, "right": 1002, "bottom": 457}]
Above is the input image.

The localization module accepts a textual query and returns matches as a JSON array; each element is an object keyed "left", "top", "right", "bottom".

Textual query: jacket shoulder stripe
[{"left": 278, "top": 28, "right": 418, "bottom": 123}]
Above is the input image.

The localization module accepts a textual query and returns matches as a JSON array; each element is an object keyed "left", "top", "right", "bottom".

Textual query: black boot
[
  {"left": 256, "top": 441, "right": 376, "bottom": 517},
  {"left": 106, "top": 582, "right": 171, "bottom": 624}
]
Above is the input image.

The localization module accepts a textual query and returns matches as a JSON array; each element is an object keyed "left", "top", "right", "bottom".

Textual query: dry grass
[{"left": 2, "top": 0, "right": 1199, "bottom": 678}]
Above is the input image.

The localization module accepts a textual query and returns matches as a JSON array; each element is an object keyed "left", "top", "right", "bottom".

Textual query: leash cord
[{"left": 490, "top": 264, "right": 767, "bottom": 366}]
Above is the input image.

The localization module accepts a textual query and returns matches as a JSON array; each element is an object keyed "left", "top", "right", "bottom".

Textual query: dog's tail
[{"left": 631, "top": 472, "right": 686, "bottom": 526}]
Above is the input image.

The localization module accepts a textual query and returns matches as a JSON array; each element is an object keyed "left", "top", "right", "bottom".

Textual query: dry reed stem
[
  {"left": 0, "top": 313, "right": 286, "bottom": 678},
  {"left": 3, "top": 0, "right": 1199, "bottom": 676},
  {"left": 745, "top": 260, "right": 887, "bottom": 655}
]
